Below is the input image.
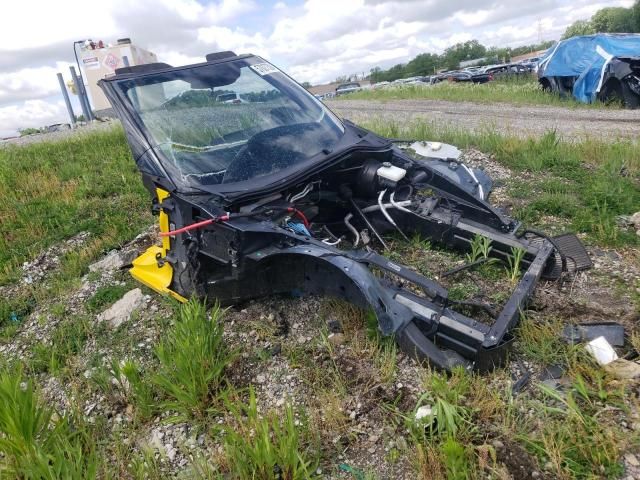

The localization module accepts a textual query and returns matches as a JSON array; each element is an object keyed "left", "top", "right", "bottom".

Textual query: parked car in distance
[
  {"left": 335, "top": 82, "right": 361, "bottom": 95},
  {"left": 435, "top": 71, "right": 491, "bottom": 84},
  {"left": 216, "top": 92, "right": 246, "bottom": 104},
  {"left": 484, "top": 63, "right": 530, "bottom": 78},
  {"left": 519, "top": 57, "right": 541, "bottom": 72},
  {"left": 372, "top": 81, "right": 390, "bottom": 89}
]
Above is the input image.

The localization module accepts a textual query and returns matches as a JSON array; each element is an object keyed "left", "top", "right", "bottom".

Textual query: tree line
[
  {"left": 364, "top": 1, "right": 640, "bottom": 85},
  {"left": 562, "top": 2, "right": 640, "bottom": 39}
]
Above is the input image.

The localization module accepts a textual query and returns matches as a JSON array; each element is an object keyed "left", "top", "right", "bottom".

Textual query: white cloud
[
  {"left": 0, "top": 0, "right": 635, "bottom": 135},
  {"left": 0, "top": 62, "right": 73, "bottom": 107},
  {"left": 0, "top": 100, "right": 68, "bottom": 138}
]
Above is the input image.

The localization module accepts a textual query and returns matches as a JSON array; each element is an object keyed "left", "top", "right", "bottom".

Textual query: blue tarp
[{"left": 538, "top": 34, "right": 640, "bottom": 103}]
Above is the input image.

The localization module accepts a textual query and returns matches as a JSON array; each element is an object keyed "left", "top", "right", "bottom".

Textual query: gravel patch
[{"left": 327, "top": 99, "right": 640, "bottom": 141}]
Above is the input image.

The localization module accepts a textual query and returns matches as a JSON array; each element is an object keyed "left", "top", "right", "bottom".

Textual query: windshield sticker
[{"left": 250, "top": 63, "right": 279, "bottom": 76}]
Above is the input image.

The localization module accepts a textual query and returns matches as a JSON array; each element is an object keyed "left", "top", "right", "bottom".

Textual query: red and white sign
[
  {"left": 82, "top": 56, "right": 100, "bottom": 70},
  {"left": 103, "top": 53, "right": 120, "bottom": 70}
]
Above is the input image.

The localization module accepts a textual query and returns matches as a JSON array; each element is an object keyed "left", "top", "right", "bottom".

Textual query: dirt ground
[{"left": 326, "top": 99, "right": 640, "bottom": 141}]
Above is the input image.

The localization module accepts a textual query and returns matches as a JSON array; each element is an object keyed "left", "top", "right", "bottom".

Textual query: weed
[
  {"left": 50, "top": 302, "right": 67, "bottom": 318},
  {"left": 374, "top": 339, "right": 398, "bottom": 383},
  {"left": 516, "top": 315, "right": 567, "bottom": 365},
  {"left": 505, "top": 246, "right": 526, "bottom": 284},
  {"left": 127, "top": 446, "right": 166, "bottom": 479},
  {"left": 0, "top": 367, "right": 97, "bottom": 478},
  {"left": 440, "top": 437, "right": 474, "bottom": 480},
  {"left": 521, "top": 382, "right": 626, "bottom": 478},
  {"left": 29, "top": 316, "right": 90, "bottom": 375},
  {"left": 153, "top": 300, "right": 232, "bottom": 422},
  {"left": 221, "top": 389, "right": 319, "bottom": 479},
  {"left": 465, "top": 234, "right": 492, "bottom": 263},
  {"left": 448, "top": 281, "right": 480, "bottom": 301},
  {"left": 109, "top": 359, "right": 156, "bottom": 422}
]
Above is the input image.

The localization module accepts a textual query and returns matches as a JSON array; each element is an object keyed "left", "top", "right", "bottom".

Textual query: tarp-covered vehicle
[
  {"left": 538, "top": 33, "right": 640, "bottom": 108},
  {"left": 99, "top": 51, "right": 591, "bottom": 371}
]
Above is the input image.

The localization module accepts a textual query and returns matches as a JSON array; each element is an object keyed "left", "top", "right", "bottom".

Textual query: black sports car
[{"left": 99, "top": 51, "right": 590, "bottom": 371}]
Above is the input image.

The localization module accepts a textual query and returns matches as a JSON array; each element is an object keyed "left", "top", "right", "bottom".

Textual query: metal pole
[
  {"left": 57, "top": 73, "right": 76, "bottom": 127},
  {"left": 72, "top": 41, "right": 94, "bottom": 121},
  {"left": 69, "top": 66, "right": 92, "bottom": 121}
]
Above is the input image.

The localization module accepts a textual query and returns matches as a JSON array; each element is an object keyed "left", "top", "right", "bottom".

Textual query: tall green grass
[
  {"left": 221, "top": 389, "right": 320, "bottom": 479},
  {"left": 339, "top": 77, "right": 610, "bottom": 108},
  {"left": 0, "top": 367, "right": 97, "bottom": 478},
  {"left": 360, "top": 119, "right": 640, "bottom": 247},
  {"left": 0, "top": 126, "right": 150, "bottom": 285},
  {"left": 153, "top": 300, "right": 233, "bottom": 422}
]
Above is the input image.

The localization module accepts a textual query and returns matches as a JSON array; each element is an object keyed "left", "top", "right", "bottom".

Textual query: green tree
[
  {"left": 369, "top": 66, "right": 384, "bottom": 83},
  {"left": 634, "top": 0, "right": 640, "bottom": 31},
  {"left": 404, "top": 53, "right": 439, "bottom": 76},
  {"left": 442, "top": 40, "right": 486, "bottom": 70},
  {"left": 561, "top": 20, "right": 596, "bottom": 39},
  {"left": 591, "top": 7, "right": 636, "bottom": 33}
]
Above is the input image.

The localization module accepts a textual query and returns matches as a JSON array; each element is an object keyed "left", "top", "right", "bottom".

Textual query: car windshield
[{"left": 116, "top": 58, "right": 344, "bottom": 187}]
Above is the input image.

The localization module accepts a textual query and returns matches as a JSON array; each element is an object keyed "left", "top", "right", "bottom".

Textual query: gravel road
[{"left": 326, "top": 99, "right": 640, "bottom": 141}]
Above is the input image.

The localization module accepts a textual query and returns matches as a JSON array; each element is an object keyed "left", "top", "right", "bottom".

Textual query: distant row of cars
[
  {"left": 363, "top": 58, "right": 540, "bottom": 91},
  {"left": 313, "top": 57, "right": 542, "bottom": 99},
  {"left": 429, "top": 61, "right": 537, "bottom": 85}
]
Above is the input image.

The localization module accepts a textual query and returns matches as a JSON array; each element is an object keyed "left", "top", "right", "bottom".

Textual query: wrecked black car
[{"left": 99, "top": 51, "right": 591, "bottom": 372}]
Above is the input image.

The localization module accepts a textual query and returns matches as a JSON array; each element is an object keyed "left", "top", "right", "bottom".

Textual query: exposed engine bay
[{"left": 99, "top": 51, "right": 592, "bottom": 371}]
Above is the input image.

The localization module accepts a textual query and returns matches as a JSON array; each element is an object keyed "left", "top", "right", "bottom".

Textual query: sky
[{"left": 0, "top": 0, "right": 633, "bottom": 137}]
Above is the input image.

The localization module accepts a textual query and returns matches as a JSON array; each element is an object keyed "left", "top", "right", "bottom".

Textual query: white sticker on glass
[{"left": 250, "top": 63, "right": 279, "bottom": 76}]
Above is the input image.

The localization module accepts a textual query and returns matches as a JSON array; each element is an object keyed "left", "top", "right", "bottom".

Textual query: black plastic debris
[{"left": 562, "top": 322, "right": 625, "bottom": 347}]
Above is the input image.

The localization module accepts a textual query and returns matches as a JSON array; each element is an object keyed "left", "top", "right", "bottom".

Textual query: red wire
[
  {"left": 160, "top": 208, "right": 309, "bottom": 237},
  {"left": 160, "top": 217, "right": 220, "bottom": 236},
  {"left": 287, "top": 208, "right": 310, "bottom": 228}
]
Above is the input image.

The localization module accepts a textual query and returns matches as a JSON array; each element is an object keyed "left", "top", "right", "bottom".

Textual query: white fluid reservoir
[{"left": 377, "top": 163, "right": 406, "bottom": 182}]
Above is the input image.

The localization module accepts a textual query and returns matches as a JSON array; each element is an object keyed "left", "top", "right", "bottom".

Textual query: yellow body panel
[{"left": 129, "top": 188, "right": 188, "bottom": 303}]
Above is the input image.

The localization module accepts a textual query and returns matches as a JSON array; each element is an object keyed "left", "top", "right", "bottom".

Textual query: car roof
[{"left": 101, "top": 51, "right": 254, "bottom": 82}]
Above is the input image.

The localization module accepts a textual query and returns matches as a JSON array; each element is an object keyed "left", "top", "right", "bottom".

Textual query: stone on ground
[{"left": 97, "top": 288, "right": 145, "bottom": 328}]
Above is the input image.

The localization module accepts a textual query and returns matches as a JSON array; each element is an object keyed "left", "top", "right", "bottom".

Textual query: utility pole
[{"left": 537, "top": 18, "right": 543, "bottom": 45}]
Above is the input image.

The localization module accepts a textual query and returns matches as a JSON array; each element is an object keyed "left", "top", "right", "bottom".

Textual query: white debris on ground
[{"left": 20, "top": 231, "right": 91, "bottom": 285}]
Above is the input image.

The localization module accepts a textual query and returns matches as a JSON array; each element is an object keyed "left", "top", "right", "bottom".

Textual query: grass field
[
  {"left": 341, "top": 77, "right": 615, "bottom": 108},
  {"left": 0, "top": 124, "right": 638, "bottom": 478}
]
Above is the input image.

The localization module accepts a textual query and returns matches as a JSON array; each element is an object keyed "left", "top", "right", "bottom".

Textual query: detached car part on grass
[
  {"left": 99, "top": 51, "right": 591, "bottom": 372},
  {"left": 538, "top": 33, "right": 640, "bottom": 108}
]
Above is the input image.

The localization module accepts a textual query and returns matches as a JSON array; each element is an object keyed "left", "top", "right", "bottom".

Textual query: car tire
[
  {"left": 539, "top": 78, "right": 553, "bottom": 93},
  {"left": 600, "top": 79, "right": 639, "bottom": 109}
]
